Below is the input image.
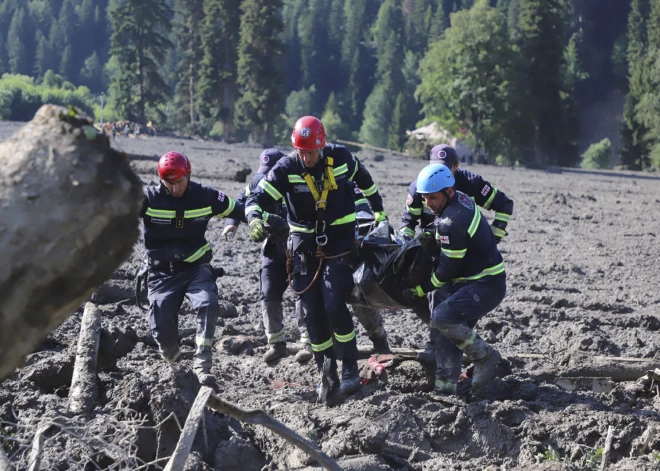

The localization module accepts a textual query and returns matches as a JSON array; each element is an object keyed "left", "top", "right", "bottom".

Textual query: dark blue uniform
[
  {"left": 399, "top": 168, "right": 514, "bottom": 241},
  {"left": 246, "top": 144, "right": 383, "bottom": 369},
  {"left": 420, "top": 190, "right": 506, "bottom": 393},
  {"left": 141, "top": 181, "right": 243, "bottom": 372},
  {"left": 226, "top": 152, "right": 290, "bottom": 348}
]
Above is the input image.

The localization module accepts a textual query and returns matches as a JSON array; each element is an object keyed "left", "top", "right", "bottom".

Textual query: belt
[{"left": 149, "top": 259, "right": 202, "bottom": 274}]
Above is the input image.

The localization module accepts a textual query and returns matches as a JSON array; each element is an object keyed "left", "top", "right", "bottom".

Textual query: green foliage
[
  {"left": 359, "top": 77, "right": 396, "bottom": 148},
  {"left": 581, "top": 138, "right": 612, "bottom": 169},
  {"left": 404, "top": 136, "right": 436, "bottom": 160},
  {"left": 234, "top": 0, "right": 285, "bottom": 143},
  {"left": 285, "top": 86, "right": 316, "bottom": 121},
  {"left": 388, "top": 92, "right": 407, "bottom": 151},
  {"left": 417, "top": 0, "right": 512, "bottom": 158},
  {"left": 321, "top": 92, "right": 349, "bottom": 141},
  {"left": 0, "top": 72, "right": 95, "bottom": 120},
  {"left": 108, "top": 0, "right": 172, "bottom": 123}
]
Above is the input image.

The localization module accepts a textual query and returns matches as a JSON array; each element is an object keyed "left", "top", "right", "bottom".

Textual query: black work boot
[
  {"left": 339, "top": 360, "right": 361, "bottom": 396},
  {"left": 263, "top": 342, "right": 288, "bottom": 363},
  {"left": 416, "top": 329, "right": 437, "bottom": 365},
  {"left": 470, "top": 343, "right": 501, "bottom": 390},
  {"left": 371, "top": 335, "right": 392, "bottom": 354}
]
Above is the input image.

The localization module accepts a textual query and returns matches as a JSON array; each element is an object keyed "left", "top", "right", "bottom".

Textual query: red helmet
[
  {"left": 158, "top": 152, "right": 191, "bottom": 182},
  {"left": 291, "top": 116, "right": 326, "bottom": 150}
]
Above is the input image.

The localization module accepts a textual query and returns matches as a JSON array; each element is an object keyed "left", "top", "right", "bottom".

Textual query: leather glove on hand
[
  {"left": 373, "top": 211, "right": 388, "bottom": 223},
  {"left": 222, "top": 225, "right": 238, "bottom": 241},
  {"left": 264, "top": 213, "right": 288, "bottom": 235},
  {"left": 248, "top": 219, "right": 267, "bottom": 242}
]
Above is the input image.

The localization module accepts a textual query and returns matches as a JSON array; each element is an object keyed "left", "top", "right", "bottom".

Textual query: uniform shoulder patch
[
  {"left": 480, "top": 184, "right": 491, "bottom": 196},
  {"left": 458, "top": 193, "right": 474, "bottom": 210},
  {"left": 438, "top": 235, "right": 450, "bottom": 244},
  {"left": 406, "top": 194, "right": 413, "bottom": 206},
  {"left": 218, "top": 191, "right": 226, "bottom": 202},
  {"left": 354, "top": 186, "right": 361, "bottom": 195},
  {"left": 266, "top": 171, "right": 275, "bottom": 181}
]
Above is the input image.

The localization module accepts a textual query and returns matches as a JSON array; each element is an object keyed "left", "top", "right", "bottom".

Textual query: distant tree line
[{"left": 0, "top": 0, "right": 656, "bottom": 169}]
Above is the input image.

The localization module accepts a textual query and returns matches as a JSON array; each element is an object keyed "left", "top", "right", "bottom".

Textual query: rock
[{"left": 218, "top": 300, "right": 239, "bottom": 319}]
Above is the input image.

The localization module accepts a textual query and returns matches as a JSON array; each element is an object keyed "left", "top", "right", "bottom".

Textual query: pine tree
[
  {"left": 7, "top": 7, "right": 29, "bottom": 75},
  {"left": 388, "top": 92, "right": 407, "bottom": 150},
  {"left": 108, "top": 0, "right": 172, "bottom": 122},
  {"left": 34, "top": 30, "right": 52, "bottom": 77},
  {"left": 515, "top": 0, "right": 567, "bottom": 166},
  {"left": 197, "top": 0, "right": 241, "bottom": 139},
  {"left": 56, "top": 0, "right": 77, "bottom": 80},
  {"left": 620, "top": 0, "right": 650, "bottom": 170},
  {"left": 171, "top": 0, "right": 205, "bottom": 131},
  {"left": 234, "top": 0, "right": 285, "bottom": 143},
  {"left": 359, "top": 77, "right": 397, "bottom": 147}
]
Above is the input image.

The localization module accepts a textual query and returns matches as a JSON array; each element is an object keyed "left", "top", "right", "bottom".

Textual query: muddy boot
[
  {"left": 194, "top": 368, "right": 217, "bottom": 387},
  {"left": 317, "top": 357, "right": 340, "bottom": 403},
  {"left": 465, "top": 340, "right": 501, "bottom": 390},
  {"left": 295, "top": 344, "right": 313, "bottom": 363},
  {"left": 160, "top": 346, "right": 181, "bottom": 363},
  {"left": 263, "top": 342, "right": 287, "bottom": 363},
  {"left": 370, "top": 335, "right": 391, "bottom": 354},
  {"left": 416, "top": 329, "right": 437, "bottom": 365},
  {"left": 339, "top": 360, "right": 361, "bottom": 396}
]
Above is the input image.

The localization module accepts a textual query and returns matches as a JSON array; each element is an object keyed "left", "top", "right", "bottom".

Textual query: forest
[{"left": 0, "top": 0, "right": 657, "bottom": 170}]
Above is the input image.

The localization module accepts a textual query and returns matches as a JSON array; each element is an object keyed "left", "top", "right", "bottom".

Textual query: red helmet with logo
[
  {"left": 291, "top": 116, "right": 326, "bottom": 151},
  {"left": 158, "top": 152, "right": 191, "bottom": 182}
]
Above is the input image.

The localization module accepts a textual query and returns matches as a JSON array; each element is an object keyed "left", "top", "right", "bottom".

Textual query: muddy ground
[{"left": 1, "top": 123, "right": 659, "bottom": 470}]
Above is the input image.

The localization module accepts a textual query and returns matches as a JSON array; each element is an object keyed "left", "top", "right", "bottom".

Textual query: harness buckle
[
  {"left": 316, "top": 234, "right": 328, "bottom": 246},
  {"left": 315, "top": 220, "right": 327, "bottom": 246},
  {"left": 315, "top": 200, "right": 327, "bottom": 210}
]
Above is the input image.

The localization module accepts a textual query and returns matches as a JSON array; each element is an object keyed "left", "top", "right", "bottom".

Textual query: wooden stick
[
  {"left": 0, "top": 445, "right": 13, "bottom": 471},
  {"left": 163, "top": 387, "right": 212, "bottom": 471},
  {"left": 69, "top": 303, "right": 102, "bottom": 416},
  {"left": 206, "top": 394, "right": 343, "bottom": 471},
  {"left": 600, "top": 425, "right": 615, "bottom": 471},
  {"left": 27, "top": 424, "right": 50, "bottom": 471}
]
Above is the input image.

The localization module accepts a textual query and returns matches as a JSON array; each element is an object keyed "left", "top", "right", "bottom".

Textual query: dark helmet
[
  {"left": 257, "top": 148, "right": 286, "bottom": 174},
  {"left": 158, "top": 151, "right": 191, "bottom": 182}
]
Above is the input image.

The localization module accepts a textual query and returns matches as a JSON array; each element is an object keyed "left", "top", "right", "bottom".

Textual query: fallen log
[
  {"left": 68, "top": 302, "right": 102, "bottom": 416},
  {"left": 0, "top": 105, "right": 142, "bottom": 381},
  {"left": 163, "top": 387, "right": 213, "bottom": 471},
  {"left": 600, "top": 425, "right": 615, "bottom": 470},
  {"left": 206, "top": 393, "right": 342, "bottom": 471}
]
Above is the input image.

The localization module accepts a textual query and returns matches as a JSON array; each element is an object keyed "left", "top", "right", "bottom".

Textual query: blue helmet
[{"left": 416, "top": 164, "right": 455, "bottom": 194}]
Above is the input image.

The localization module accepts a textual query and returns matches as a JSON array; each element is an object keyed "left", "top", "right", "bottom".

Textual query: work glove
[
  {"left": 212, "top": 266, "right": 225, "bottom": 278},
  {"left": 264, "top": 213, "right": 288, "bottom": 235},
  {"left": 373, "top": 211, "right": 388, "bottom": 223},
  {"left": 399, "top": 285, "right": 426, "bottom": 307},
  {"left": 399, "top": 227, "right": 415, "bottom": 243},
  {"left": 491, "top": 225, "right": 507, "bottom": 244},
  {"left": 248, "top": 218, "right": 267, "bottom": 242},
  {"left": 222, "top": 224, "right": 238, "bottom": 241}
]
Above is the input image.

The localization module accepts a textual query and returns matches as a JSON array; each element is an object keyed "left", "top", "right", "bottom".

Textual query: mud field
[{"left": 1, "top": 123, "right": 659, "bottom": 470}]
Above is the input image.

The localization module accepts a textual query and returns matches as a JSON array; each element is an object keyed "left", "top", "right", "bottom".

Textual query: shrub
[{"left": 581, "top": 138, "right": 612, "bottom": 169}]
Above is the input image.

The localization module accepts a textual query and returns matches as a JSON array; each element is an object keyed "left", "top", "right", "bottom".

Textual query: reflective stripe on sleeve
[
  {"left": 360, "top": 184, "right": 378, "bottom": 196},
  {"left": 287, "top": 175, "right": 306, "bottom": 184},
  {"left": 407, "top": 205, "right": 422, "bottom": 216},
  {"left": 467, "top": 208, "right": 482, "bottom": 238},
  {"left": 400, "top": 227, "right": 415, "bottom": 237},
  {"left": 431, "top": 272, "right": 445, "bottom": 288},
  {"left": 330, "top": 213, "right": 357, "bottom": 226},
  {"left": 185, "top": 206, "right": 213, "bottom": 218},
  {"left": 258, "top": 179, "right": 283, "bottom": 200},
  {"left": 494, "top": 212, "right": 510, "bottom": 223},
  {"left": 333, "top": 164, "right": 348, "bottom": 177},
  {"left": 483, "top": 188, "right": 498, "bottom": 209},
  {"left": 441, "top": 248, "right": 467, "bottom": 259},
  {"left": 217, "top": 197, "right": 237, "bottom": 217},
  {"left": 349, "top": 160, "right": 359, "bottom": 180},
  {"left": 453, "top": 262, "right": 505, "bottom": 283}
]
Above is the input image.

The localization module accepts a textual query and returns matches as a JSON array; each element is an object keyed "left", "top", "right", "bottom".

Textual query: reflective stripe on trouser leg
[
  {"left": 321, "top": 258, "right": 358, "bottom": 361},
  {"left": 293, "top": 257, "right": 336, "bottom": 372},
  {"left": 261, "top": 300, "right": 286, "bottom": 344},
  {"left": 296, "top": 299, "right": 311, "bottom": 345},
  {"left": 186, "top": 264, "right": 219, "bottom": 372},
  {"left": 147, "top": 270, "right": 186, "bottom": 359},
  {"left": 434, "top": 379, "right": 458, "bottom": 394},
  {"left": 351, "top": 305, "right": 386, "bottom": 340}
]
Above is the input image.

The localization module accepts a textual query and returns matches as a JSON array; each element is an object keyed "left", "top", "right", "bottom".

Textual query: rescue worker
[
  {"left": 245, "top": 116, "right": 387, "bottom": 398},
  {"left": 402, "top": 164, "right": 506, "bottom": 395},
  {"left": 399, "top": 144, "right": 514, "bottom": 364},
  {"left": 222, "top": 148, "right": 294, "bottom": 363},
  {"left": 141, "top": 151, "right": 244, "bottom": 386}
]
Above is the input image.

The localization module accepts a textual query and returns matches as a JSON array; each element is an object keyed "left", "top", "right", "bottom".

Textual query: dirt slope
[{"left": 1, "top": 125, "right": 659, "bottom": 470}]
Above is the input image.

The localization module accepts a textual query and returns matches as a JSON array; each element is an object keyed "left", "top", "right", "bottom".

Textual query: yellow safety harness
[{"left": 287, "top": 156, "right": 351, "bottom": 295}]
